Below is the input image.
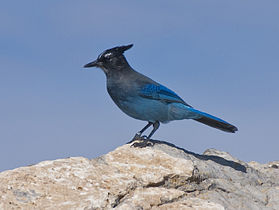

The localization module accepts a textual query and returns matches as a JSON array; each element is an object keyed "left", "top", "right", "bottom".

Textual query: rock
[{"left": 0, "top": 139, "right": 278, "bottom": 209}]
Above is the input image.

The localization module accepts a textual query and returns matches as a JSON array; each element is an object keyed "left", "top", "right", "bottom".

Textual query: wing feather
[{"left": 139, "top": 84, "right": 192, "bottom": 107}]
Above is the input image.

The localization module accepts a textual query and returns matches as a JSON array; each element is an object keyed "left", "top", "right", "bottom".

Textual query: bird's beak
[{"left": 83, "top": 60, "right": 98, "bottom": 68}]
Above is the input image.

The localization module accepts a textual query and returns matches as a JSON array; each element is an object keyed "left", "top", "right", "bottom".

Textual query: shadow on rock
[{"left": 127, "top": 138, "right": 247, "bottom": 173}]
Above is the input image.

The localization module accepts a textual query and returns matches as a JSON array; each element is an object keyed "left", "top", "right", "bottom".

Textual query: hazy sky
[{"left": 1, "top": 1, "right": 279, "bottom": 172}]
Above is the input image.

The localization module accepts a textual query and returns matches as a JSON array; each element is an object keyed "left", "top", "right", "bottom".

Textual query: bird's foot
[
  {"left": 130, "top": 136, "right": 154, "bottom": 148},
  {"left": 127, "top": 134, "right": 154, "bottom": 148},
  {"left": 131, "top": 140, "right": 154, "bottom": 148}
]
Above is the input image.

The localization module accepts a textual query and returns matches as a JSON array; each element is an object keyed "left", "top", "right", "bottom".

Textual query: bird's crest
[
  {"left": 98, "top": 44, "right": 133, "bottom": 60},
  {"left": 115, "top": 44, "right": 133, "bottom": 54}
]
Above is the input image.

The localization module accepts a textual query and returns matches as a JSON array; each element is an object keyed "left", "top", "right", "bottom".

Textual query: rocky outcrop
[{"left": 0, "top": 139, "right": 278, "bottom": 209}]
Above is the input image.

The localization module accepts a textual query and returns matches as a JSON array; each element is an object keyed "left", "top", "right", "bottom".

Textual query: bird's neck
[{"left": 114, "top": 56, "right": 132, "bottom": 71}]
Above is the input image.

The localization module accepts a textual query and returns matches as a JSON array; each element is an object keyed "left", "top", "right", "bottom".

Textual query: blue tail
[{"left": 188, "top": 108, "right": 238, "bottom": 133}]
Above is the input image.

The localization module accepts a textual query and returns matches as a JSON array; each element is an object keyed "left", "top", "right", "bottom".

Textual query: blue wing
[{"left": 139, "top": 84, "right": 192, "bottom": 107}]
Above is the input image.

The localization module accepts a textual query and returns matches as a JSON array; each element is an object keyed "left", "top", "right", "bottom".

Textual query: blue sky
[{"left": 1, "top": 1, "right": 279, "bottom": 171}]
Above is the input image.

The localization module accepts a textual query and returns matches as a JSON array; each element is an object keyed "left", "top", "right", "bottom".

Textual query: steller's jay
[{"left": 84, "top": 44, "right": 238, "bottom": 140}]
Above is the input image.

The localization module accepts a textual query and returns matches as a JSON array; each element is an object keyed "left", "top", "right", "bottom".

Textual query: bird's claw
[
  {"left": 131, "top": 139, "right": 154, "bottom": 148},
  {"left": 130, "top": 135, "right": 154, "bottom": 148},
  {"left": 128, "top": 133, "right": 152, "bottom": 147}
]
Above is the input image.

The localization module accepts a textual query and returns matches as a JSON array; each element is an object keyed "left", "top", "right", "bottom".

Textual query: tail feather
[
  {"left": 194, "top": 116, "right": 238, "bottom": 133},
  {"left": 189, "top": 108, "right": 238, "bottom": 133}
]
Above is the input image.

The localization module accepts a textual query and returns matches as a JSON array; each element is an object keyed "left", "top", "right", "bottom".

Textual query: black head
[{"left": 84, "top": 44, "right": 133, "bottom": 73}]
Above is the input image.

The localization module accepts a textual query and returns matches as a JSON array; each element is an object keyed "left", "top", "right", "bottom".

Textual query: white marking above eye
[
  {"left": 98, "top": 52, "right": 112, "bottom": 60},
  {"left": 104, "top": 52, "right": 112, "bottom": 58}
]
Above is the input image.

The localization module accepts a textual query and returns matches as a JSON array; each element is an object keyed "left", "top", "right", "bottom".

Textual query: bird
[{"left": 84, "top": 44, "right": 238, "bottom": 140}]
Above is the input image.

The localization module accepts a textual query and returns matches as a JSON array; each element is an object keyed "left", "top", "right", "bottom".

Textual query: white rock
[{"left": 0, "top": 140, "right": 278, "bottom": 209}]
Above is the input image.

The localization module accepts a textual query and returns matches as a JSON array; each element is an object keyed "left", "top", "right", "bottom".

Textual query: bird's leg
[
  {"left": 147, "top": 121, "right": 160, "bottom": 139},
  {"left": 137, "top": 122, "right": 153, "bottom": 136},
  {"left": 133, "top": 122, "right": 153, "bottom": 140},
  {"left": 130, "top": 121, "right": 159, "bottom": 148}
]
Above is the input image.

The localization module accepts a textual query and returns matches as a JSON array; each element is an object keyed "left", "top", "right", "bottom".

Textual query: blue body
[
  {"left": 107, "top": 73, "right": 228, "bottom": 125},
  {"left": 84, "top": 44, "right": 238, "bottom": 134}
]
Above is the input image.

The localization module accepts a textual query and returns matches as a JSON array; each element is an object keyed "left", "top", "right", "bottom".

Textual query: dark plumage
[{"left": 84, "top": 44, "right": 238, "bottom": 139}]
